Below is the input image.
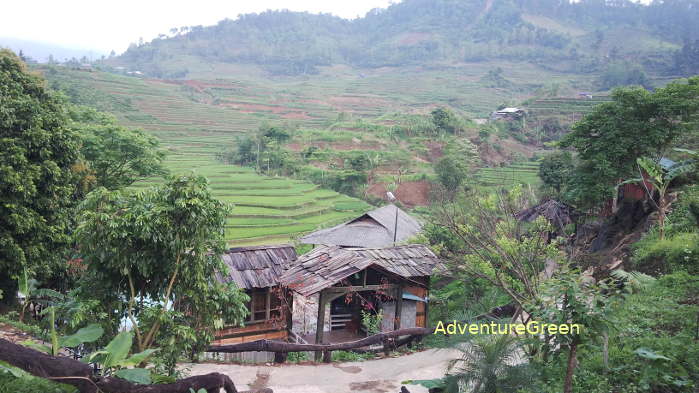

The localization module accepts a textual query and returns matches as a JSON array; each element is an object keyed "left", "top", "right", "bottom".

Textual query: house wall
[
  {"left": 213, "top": 286, "right": 289, "bottom": 345},
  {"left": 380, "top": 300, "right": 418, "bottom": 331},
  {"left": 291, "top": 292, "right": 331, "bottom": 336}
]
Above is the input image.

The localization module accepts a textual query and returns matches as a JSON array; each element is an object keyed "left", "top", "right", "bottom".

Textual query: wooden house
[
  {"left": 299, "top": 204, "right": 422, "bottom": 248},
  {"left": 212, "top": 245, "right": 297, "bottom": 345},
  {"left": 279, "top": 244, "right": 441, "bottom": 345}
]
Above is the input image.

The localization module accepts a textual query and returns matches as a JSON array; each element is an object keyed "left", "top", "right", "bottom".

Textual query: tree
[
  {"left": 427, "top": 187, "right": 559, "bottom": 311},
  {"left": 431, "top": 107, "right": 460, "bottom": 134},
  {"left": 560, "top": 77, "right": 699, "bottom": 208},
  {"left": 598, "top": 62, "right": 650, "bottom": 90},
  {"left": 538, "top": 151, "right": 574, "bottom": 196},
  {"left": 530, "top": 266, "right": 614, "bottom": 393},
  {"left": 74, "top": 175, "right": 248, "bottom": 372},
  {"left": 69, "top": 106, "right": 167, "bottom": 190},
  {"left": 0, "top": 49, "right": 80, "bottom": 303},
  {"left": 435, "top": 155, "right": 469, "bottom": 193}
]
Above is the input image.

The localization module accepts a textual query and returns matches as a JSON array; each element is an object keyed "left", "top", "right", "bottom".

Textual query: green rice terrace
[
  {"left": 40, "top": 64, "right": 587, "bottom": 244},
  {"left": 131, "top": 162, "right": 370, "bottom": 246},
  {"left": 475, "top": 161, "right": 541, "bottom": 190},
  {"left": 44, "top": 69, "right": 378, "bottom": 246}
]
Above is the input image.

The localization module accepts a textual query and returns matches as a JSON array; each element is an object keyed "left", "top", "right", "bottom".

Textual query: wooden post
[
  {"left": 314, "top": 291, "right": 326, "bottom": 361},
  {"left": 394, "top": 285, "right": 403, "bottom": 331},
  {"left": 274, "top": 352, "right": 287, "bottom": 364}
]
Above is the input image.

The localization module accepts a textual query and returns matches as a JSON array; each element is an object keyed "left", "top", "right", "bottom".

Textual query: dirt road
[{"left": 187, "top": 348, "right": 460, "bottom": 393}]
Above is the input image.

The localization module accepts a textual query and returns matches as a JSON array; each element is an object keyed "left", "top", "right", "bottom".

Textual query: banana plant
[
  {"left": 21, "top": 320, "right": 104, "bottom": 357},
  {"left": 620, "top": 157, "right": 695, "bottom": 239},
  {"left": 82, "top": 330, "right": 158, "bottom": 384}
]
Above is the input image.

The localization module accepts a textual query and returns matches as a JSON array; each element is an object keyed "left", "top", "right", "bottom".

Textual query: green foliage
[
  {"left": 69, "top": 105, "right": 167, "bottom": 190},
  {"left": 632, "top": 232, "right": 699, "bottom": 275},
  {"left": 408, "top": 335, "right": 534, "bottom": 393},
  {"left": 286, "top": 351, "right": 310, "bottom": 363},
  {"left": 360, "top": 310, "right": 383, "bottom": 335},
  {"left": 74, "top": 175, "right": 248, "bottom": 374},
  {"left": 560, "top": 77, "right": 699, "bottom": 208},
  {"left": 430, "top": 107, "right": 461, "bottom": 135},
  {"left": 330, "top": 350, "right": 375, "bottom": 362},
  {"left": 598, "top": 62, "right": 650, "bottom": 90},
  {"left": 434, "top": 155, "right": 470, "bottom": 192},
  {"left": 525, "top": 271, "right": 699, "bottom": 392},
  {"left": 115, "top": 0, "right": 699, "bottom": 75},
  {"left": 58, "top": 323, "right": 104, "bottom": 348},
  {"left": 538, "top": 151, "right": 573, "bottom": 196},
  {"left": 81, "top": 330, "right": 159, "bottom": 384},
  {"left": 0, "top": 49, "right": 80, "bottom": 302},
  {"left": 0, "top": 361, "right": 77, "bottom": 393}
]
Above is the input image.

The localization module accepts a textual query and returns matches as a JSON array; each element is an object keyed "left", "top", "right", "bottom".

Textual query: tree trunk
[
  {"left": 563, "top": 340, "right": 578, "bottom": 393},
  {"left": 0, "top": 338, "right": 265, "bottom": 393}
]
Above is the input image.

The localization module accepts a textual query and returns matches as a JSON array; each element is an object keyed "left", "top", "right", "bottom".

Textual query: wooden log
[
  {"left": 0, "top": 338, "right": 248, "bottom": 393},
  {"left": 208, "top": 327, "right": 433, "bottom": 354}
]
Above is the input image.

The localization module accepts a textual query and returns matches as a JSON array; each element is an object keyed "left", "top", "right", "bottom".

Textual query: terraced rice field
[
  {"left": 43, "top": 63, "right": 591, "bottom": 244},
  {"left": 47, "top": 70, "right": 372, "bottom": 246},
  {"left": 526, "top": 96, "right": 612, "bottom": 116},
  {"left": 475, "top": 161, "right": 541, "bottom": 190},
  {"left": 132, "top": 162, "right": 370, "bottom": 246}
]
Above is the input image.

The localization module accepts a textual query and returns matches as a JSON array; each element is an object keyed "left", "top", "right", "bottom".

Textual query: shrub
[{"left": 632, "top": 232, "right": 699, "bottom": 275}]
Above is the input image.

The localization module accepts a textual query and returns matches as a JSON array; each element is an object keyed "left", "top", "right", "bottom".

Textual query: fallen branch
[{"left": 0, "top": 338, "right": 257, "bottom": 393}]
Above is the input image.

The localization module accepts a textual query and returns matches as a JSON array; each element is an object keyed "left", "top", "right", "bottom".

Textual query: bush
[
  {"left": 524, "top": 271, "right": 699, "bottom": 393},
  {"left": 0, "top": 365, "right": 77, "bottom": 393},
  {"left": 330, "top": 350, "right": 375, "bottom": 362},
  {"left": 632, "top": 232, "right": 699, "bottom": 275}
]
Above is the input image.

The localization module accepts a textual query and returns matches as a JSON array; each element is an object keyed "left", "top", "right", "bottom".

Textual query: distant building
[
  {"left": 76, "top": 63, "right": 93, "bottom": 72},
  {"left": 491, "top": 107, "right": 525, "bottom": 120}
]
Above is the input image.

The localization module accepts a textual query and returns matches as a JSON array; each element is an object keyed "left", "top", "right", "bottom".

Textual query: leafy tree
[
  {"left": 260, "top": 124, "right": 291, "bottom": 145},
  {"left": 434, "top": 156, "right": 470, "bottom": 193},
  {"left": 69, "top": 106, "right": 167, "bottom": 190},
  {"left": 428, "top": 187, "right": 559, "bottom": 311},
  {"left": 74, "top": 175, "right": 248, "bottom": 373},
  {"left": 560, "top": 77, "right": 699, "bottom": 208},
  {"left": 598, "top": 62, "right": 650, "bottom": 90},
  {"left": 538, "top": 151, "right": 574, "bottom": 196},
  {"left": 431, "top": 107, "right": 461, "bottom": 134},
  {"left": 0, "top": 49, "right": 80, "bottom": 302}
]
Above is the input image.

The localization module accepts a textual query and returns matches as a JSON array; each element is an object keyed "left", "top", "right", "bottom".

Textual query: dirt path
[{"left": 186, "top": 348, "right": 460, "bottom": 393}]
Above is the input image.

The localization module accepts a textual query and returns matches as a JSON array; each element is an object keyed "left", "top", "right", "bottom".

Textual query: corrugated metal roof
[
  {"left": 299, "top": 204, "right": 422, "bottom": 247},
  {"left": 280, "top": 244, "right": 441, "bottom": 297},
  {"left": 219, "top": 245, "right": 297, "bottom": 290}
]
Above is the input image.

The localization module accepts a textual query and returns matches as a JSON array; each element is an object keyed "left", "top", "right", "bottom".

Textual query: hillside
[{"left": 108, "top": 0, "right": 699, "bottom": 79}]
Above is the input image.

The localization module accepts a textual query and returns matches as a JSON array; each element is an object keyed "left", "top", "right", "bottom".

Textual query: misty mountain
[
  {"left": 0, "top": 37, "right": 105, "bottom": 63},
  {"left": 111, "top": 0, "right": 699, "bottom": 78}
]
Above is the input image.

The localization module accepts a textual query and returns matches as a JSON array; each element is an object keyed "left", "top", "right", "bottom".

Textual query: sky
[{"left": 0, "top": 0, "right": 395, "bottom": 54}]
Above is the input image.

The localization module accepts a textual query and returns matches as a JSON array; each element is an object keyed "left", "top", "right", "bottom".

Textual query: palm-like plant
[{"left": 441, "top": 334, "right": 530, "bottom": 393}]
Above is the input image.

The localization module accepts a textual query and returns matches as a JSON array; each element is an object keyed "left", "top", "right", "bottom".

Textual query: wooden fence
[{"left": 207, "top": 327, "right": 434, "bottom": 363}]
